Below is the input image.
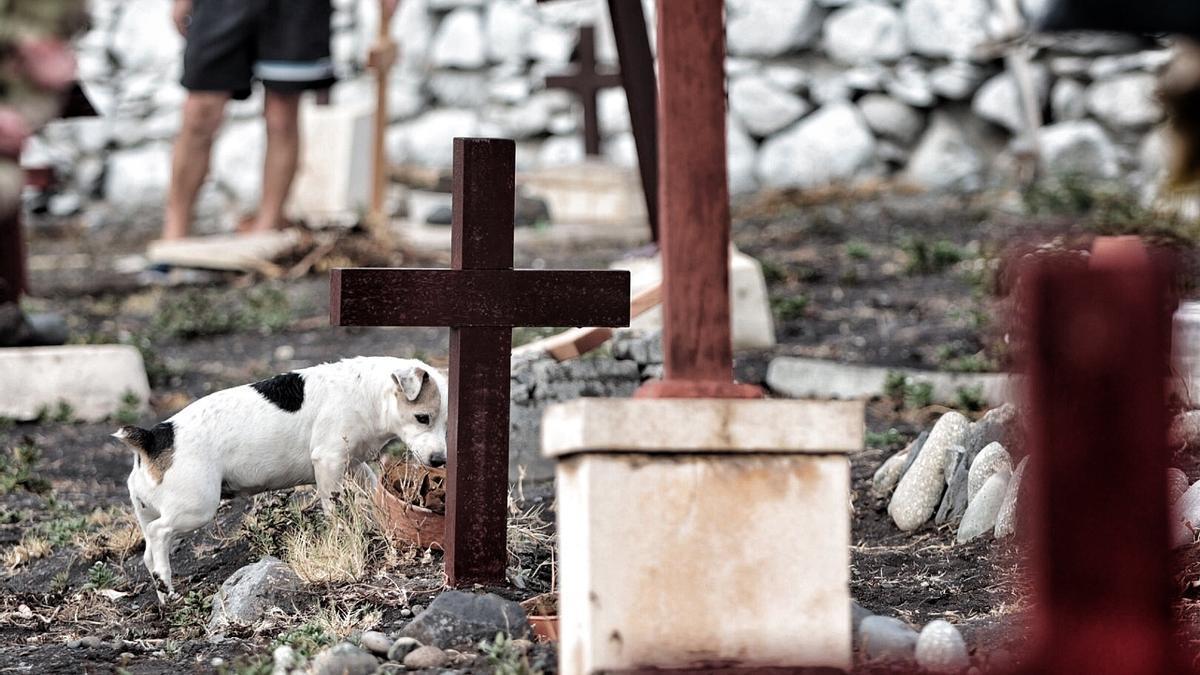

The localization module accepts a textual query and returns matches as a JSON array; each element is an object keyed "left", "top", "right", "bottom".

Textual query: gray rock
[
  {"left": 1169, "top": 468, "right": 1190, "bottom": 505},
  {"left": 1171, "top": 411, "right": 1200, "bottom": 449},
  {"left": 994, "top": 456, "right": 1028, "bottom": 538},
  {"left": 485, "top": 0, "right": 532, "bottom": 64},
  {"left": 903, "top": 112, "right": 985, "bottom": 192},
  {"left": 858, "top": 94, "right": 923, "bottom": 145},
  {"left": 403, "top": 645, "right": 449, "bottom": 669},
  {"left": 886, "top": 59, "right": 935, "bottom": 108},
  {"left": 899, "top": 432, "right": 930, "bottom": 478},
  {"left": 762, "top": 64, "right": 808, "bottom": 93},
  {"left": 872, "top": 449, "right": 910, "bottom": 499},
  {"left": 915, "top": 620, "right": 970, "bottom": 673},
  {"left": 727, "top": 117, "right": 761, "bottom": 195},
  {"left": 1178, "top": 480, "right": 1200, "bottom": 529},
  {"left": 957, "top": 470, "right": 1010, "bottom": 543},
  {"left": 308, "top": 643, "right": 379, "bottom": 675},
  {"left": 387, "top": 636, "right": 422, "bottom": 662},
  {"left": 79, "top": 636, "right": 103, "bottom": 649},
  {"left": 729, "top": 74, "right": 811, "bottom": 138},
  {"left": 968, "top": 442, "right": 1013, "bottom": 502},
  {"left": 1051, "top": 79, "right": 1088, "bottom": 122},
  {"left": 929, "top": 60, "right": 989, "bottom": 101},
  {"left": 272, "top": 645, "right": 298, "bottom": 674},
  {"left": 430, "top": 8, "right": 486, "bottom": 69},
  {"left": 944, "top": 445, "right": 964, "bottom": 485},
  {"left": 726, "top": 0, "right": 826, "bottom": 57},
  {"left": 852, "top": 601, "right": 874, "bottom": 637},
  {"left": 1172, "top": 519, "right": 1195, "bottom": 550},
  {"left": 1086, "top": 72, "right": 1162, "bottom": 129},
  {"left": 823, "top": 2, "right": 906, "bottom": 64},
  {"left": 972, "top": 67, "right": 1050, "bottom": 134},
  {"left": 1042, "top": 32, "right": 1145, "bottom": 56},
  {"left": 859, "top": 615, "right": 918, "bottom": 663},
  {"left": 935, "top": 447, "right": 970, "bottom": 526},
  {"left": 399, "top": 590, "right": 531, "bottom": 648},
  {"left": 1039, "top": 120, "right": 1119, "bottom": 179},
  {"left": 1088, "top": 50, "right": 1173, "bottom": 80},
  {"left": 104, "top": 143, "right": 172, "bottom": 210},
  {"left": 903, "top": 0, "right": 991, "bottom": 59},
  {"left": 390, "top": 109, "right": 481, "bottom": 167},
  {"left": 756, "top": 102, "right": 875, "bottom": 189},
  {"left": 889, "top": 412, "right": 971, "bottom": 531},
  {"left": 427, "top": 70, "right": 489, "bottom": 108},
  {"left": 208, "top": 557, "right": 302, "bottom": 631},
  {"left": 963, "top": 404, "right": 1020, "bottom": 463},
  {"left": 359, "top": 630, "right": 393, "bottom": 656}
]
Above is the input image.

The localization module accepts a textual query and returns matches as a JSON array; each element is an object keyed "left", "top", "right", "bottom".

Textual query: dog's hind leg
[
  {"left": 129, "top": 489, "right": 158, "bottom": 581},
  {"left": 145, "top": 496, "right": 220, "bottom": 604},
  {"left": 312, "top": 445, "right": 349, "bottom": 515}
]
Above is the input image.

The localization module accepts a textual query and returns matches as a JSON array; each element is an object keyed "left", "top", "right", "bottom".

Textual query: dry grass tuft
[
  {"left": 5, "top": 534, "right": 52, "bottom": 570},
  {"left": 284, "top": 483, "right": 381, "bottom": 584},
  {"left": 506, "top": 495, "right": 556, "bottom": 592}
]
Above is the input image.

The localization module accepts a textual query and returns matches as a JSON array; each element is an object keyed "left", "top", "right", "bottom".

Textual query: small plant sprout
[
  {"left": 771, "top": 295, "right": 809, "bottom": 321},
  {"left": 846, "top": 241, "right": 871, "bottom": 260},
  {"left": 0, "top": 441, "right": 50, "bottom": 495},
  {"left": 85, "top": 561, "right": 119, "bottom": 590},
  {"left": 955, "top": 385, "right": 987, "bottom": 413},
  {"left": 865, "top": 428, "right": 905, "bottom": 450},
  {"left": 114, "top": 390, "right": 142, "bottom": 426},
  {"left": 481, "top": 632, "right": 539, "bottom": 675}
]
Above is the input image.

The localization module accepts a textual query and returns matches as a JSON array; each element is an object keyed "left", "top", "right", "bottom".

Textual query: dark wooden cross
[
  {"left": 1022, "top": 236, "right": 1185, "bottom": 674},
  {"left": 545, "top": 25, "right": 622, "bottom": 158},
  {"left": 331, "top": 138, "right": 630, "bottom": 586}
]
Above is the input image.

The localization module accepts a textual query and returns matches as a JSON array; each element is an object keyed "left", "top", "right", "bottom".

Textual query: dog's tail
[{"left": 112, "top": 423, "right": 174, "bottom": 463}]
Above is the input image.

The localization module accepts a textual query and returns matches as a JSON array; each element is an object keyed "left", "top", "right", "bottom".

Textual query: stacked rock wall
[{"left": 30, "top": 0, "right": 1171, "bottom": 227}]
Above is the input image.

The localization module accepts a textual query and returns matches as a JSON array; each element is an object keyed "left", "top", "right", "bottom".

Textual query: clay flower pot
[
  {"left": 374, "top": 458, "right": 446, "bottom": 550},
  {"left": 521, "top": 593, "right": 559, "bottom": 643}
]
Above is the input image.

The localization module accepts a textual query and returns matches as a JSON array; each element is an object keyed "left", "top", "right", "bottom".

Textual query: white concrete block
[
  {"left": 611, "top": 248, "right": 776, "bottom": 350},
  {"left": 517, "top": 161, "right": 648, "bottom": 226},
  {"left": 289, "top": 99, "right": 373, "bottom": 225},
  {"left": 0, "top": 346, "right": 150, "bottom": 422},
  {"left": 766, "top": 356, "right": 1015, "bottom": 406},
  {"left": 544, "top": 398, "right": 860, "bottom": 674}
]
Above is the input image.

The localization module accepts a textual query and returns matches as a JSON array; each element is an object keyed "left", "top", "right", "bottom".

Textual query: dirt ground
[{"left": 2, "top": 186, "right": 1196, "bottom": 673}]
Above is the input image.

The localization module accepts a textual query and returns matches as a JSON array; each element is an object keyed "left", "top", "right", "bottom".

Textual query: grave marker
[
  {"left": 545, "top": 25, "right": 622, "bottom": 158},
  {"left": 331, "top": 137, "right": 630, "bottom": 586}
]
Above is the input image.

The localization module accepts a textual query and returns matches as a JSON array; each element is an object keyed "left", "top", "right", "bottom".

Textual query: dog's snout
[{"left": 429, "top": 452, "right": 447, "bottom": 468}]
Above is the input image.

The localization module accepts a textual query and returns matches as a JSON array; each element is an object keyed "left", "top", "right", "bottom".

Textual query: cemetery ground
[{"left": 3, "top": 182, "right": 1200, "bottom": 673}]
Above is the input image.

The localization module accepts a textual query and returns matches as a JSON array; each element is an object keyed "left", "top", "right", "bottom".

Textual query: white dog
[{"left": 113, "top": 356, "right": 448, "bottom": 602}]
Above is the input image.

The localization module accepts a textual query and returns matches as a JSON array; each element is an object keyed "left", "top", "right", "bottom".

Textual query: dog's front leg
[{"left": 311, "top": 445, "right": 348, "bottom": 515}]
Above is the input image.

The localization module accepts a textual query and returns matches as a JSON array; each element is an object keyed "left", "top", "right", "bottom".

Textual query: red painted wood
[
  {"left": 1021, "top": 237, "right": 1183, "bottom": 674},
  {"left": 545, "top": 26, "right": 623, "bottom": 157},
  {"left": 639, "top": 0, "right": 761, "bottom": 399},
  {"left": 0, "top": 203, "right": 25, "bottom": 305},
  {"left": 331, "top": 137, "right": 631, "bottom": 586},
  {"left": 330, "top": 269, "right": 630, "bottom": 327}
]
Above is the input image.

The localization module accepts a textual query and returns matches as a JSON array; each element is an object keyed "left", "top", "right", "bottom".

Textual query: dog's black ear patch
[{"left": 251, "top": 372, "right": 305, "bottom": 412}]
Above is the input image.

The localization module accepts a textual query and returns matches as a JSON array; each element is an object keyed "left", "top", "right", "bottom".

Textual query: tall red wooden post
[
  {"left": 1022, "top": 237, "right": 1185, "bottom": 674},
  {"left": 635, "top": 0, "right": 759, "bottom": 400}
]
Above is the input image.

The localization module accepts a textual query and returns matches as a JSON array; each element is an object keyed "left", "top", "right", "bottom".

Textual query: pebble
[
  {"left": 957, "top": 470, "right": 1010, "bottom": 543},
  {"left": 387, "top": 637, "right": 422, "bottom": 662},
  {"left": 1169, "top": 468, "right": 1189, "bottom": 504},
  {"left": 967, "top": 442, "right": 1012, "bottom": 502},
  {"left": 67, "top": 639, "right": 81, "bottom": 649},
  {"left": 79, "top": 636, "right": 103, "bottom": 649},
  {"left": 211, "top": 657, "right": 225, "bottom": 669},
  {"left": 994, "top": 457, "right": 1028, "bottom": 539},
  {"left": 359, "top": 630, "right": 393, "bottom": 656},
  {"left": 872, "top": 449, "right": 910, "bottom": 498},
  {"left": 403, "top": 645, "right": 449, "bottom": 669},
  {"left": 858, "top": 615, "right": 918, "bottom": 663},
  {"left": 915, "top": 619, "right": 970, "bottom": 673},
  {"left": 400, "top": 607, "right": 413, "bottom": 618},
  {"left": 273, "top": 645, "right": 298, "bottom": 672}
]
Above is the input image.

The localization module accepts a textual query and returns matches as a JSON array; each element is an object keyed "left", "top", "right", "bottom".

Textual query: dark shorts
[{"left": 181, "top": 0, "right": 334, "bottom": 100}]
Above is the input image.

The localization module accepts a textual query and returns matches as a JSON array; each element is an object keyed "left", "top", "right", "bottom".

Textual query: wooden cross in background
[
  {"left": 331, "top": 138, "right": 631, "bottom": 586},
  {"left": 545, "top": 25, "right": 623, "bottom": 157}
]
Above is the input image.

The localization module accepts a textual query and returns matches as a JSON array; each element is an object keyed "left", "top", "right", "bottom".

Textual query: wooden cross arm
[
  {"left": 330, "top": 268, "right": 632, "bottom": 327},
  {"left": 545, "top": 72, "right": 624, "bottom": 89}
]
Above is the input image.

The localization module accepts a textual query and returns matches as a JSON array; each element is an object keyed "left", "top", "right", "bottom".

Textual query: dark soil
[{"left": 7, "top": 188, "right": 1188, "bottom": 673}]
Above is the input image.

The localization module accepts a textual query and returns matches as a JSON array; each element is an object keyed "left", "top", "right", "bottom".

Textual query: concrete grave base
[
  {"left": 0, "top": 345, "right": 150, "bottom": 422},
  {"left": 612, "top": 248, "right": 776, "bottom": 350},
  {"left": 288, "top": 99, "right": 372, "bottom": 226},
  {"left": 543, "top": 398, "right": 861, "bottom": 674},
  {"left": 518, "top": 161, "right": 648, "bottom": 227}
]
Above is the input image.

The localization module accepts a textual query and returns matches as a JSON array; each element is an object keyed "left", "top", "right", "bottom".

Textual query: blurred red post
[{"left": 1021, "top": 236, "right": 1185, "bottom": 674}]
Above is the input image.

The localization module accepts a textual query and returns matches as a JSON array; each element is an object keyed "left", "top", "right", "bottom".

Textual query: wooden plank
[
  {"left": 510, "top": 282, "right": 663, "bottom": 361},
  {"left": 330, "top": 268, "right": 631, "bottom": 327}
]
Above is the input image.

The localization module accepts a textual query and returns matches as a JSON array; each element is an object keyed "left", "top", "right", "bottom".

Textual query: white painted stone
[
  {"left": 903, "top": 112, "right": 986, "bottom": 192},
  {"left": 972, "top": 67, "right": 1050, "bottom": 134},
  {"left": 1039, "top": 120, "right": 1120, "bottom": 179},
  {"left": 889, "top": 412, "right": 971, "bottom": 531},
  {"left": 390, "top": 109, "right": 480, "bottom": 167},
  {"left": 957, "top": 470, "right": 1010, "bottom": 543},
  {"left": 762, "top": 64, "right": 809, "bottom": 93},
  {"left": 858, "top": 94, "right": 923, "bottom": 144},
  {"left": 727, "top": 117, "right": 760, "bottom": 195},
  {"left": 427, "top": 70, "right": 490, "bottom": 108},
  {"left": 766, "top": 357, "right": 1014, "bottom": 405},
  {"left": 485, "top": 0, "right": 533, "bottom": 64},
  {"left": 1051, "top": 78, "right": 1088, "bottom": 122},
  {"left": 903, "top": 0, "right": 991, "bottom": 59},
  {"left": 104, "top": 143, "right": 173, "bottom": 210},
  {"left": 598, "top": 88, "right": 631, "bottom": 135},
  {"left": 872, "top": 450, "right": 910, "bottom": 498},
  {"left": 520, "top": 160, "right": 646, "bottom": 224},
  {"left": 756, "top": 102, "right": 875, "bottom": 189},
  {"left": 430, "top": 8, "right": 487, "bottom": 69},
  {"left": 1177, "top": 480, "right": 1200, "bottom": 529},
  {"left": 1086, "top": 72, "right": 1162, "bottom": 129},
  {"left": 611, "top": 248, "right": 776, "bottom": 350},
  {"left": 726, "top": 0, "right": 826, "bottom": 58},
  {"left": 0, "top": 346, "right": 150, "bottom": 422},
  {"left": 546, "top": 398, "right": 858, "bottom": 672},
  {"left": 112, "top": 0, "right": 183, "bottom": 71},
  {"left": 994, "top": 456, "right": 1027, "bottom": 539},
  {"left": 886, "top": 59, "right": 935, "bottom": 108},
  {"left": 212, "top": 120, "right": 266, "bottom": 210},
  {"left": 486, "top": 92, "right": 562, "bottom": 140},
  {"left": 968, "top": 442, "right": 1013, "bottom": 502},
  {"left": 728, "top": 74, "right": 811, "bottom": 138},
  {"left": 929, "top": 60, "right": 989, "bottom": 101},
  {"left": 602, "top": 132, "right": 638, "bottom": 169},
  {"left": 846, "top": 65, "right": 888, "bottom": 93},
  {"left": 391, "top": 0, "right": 434, "bottom": 74},
  {"left": 289, "top": 99, "right": 372, "bottom": 224},
  {"left": 823, "top": 2, "right": 906, "bottom": 64},
  {"left": 529, "top": 23, "right": 575, "bottom": 65},
  {"left": 915, "top": 620, "right": 970, "bottom": 674},
  {"left": 1088, "top": 50, "right": 1173, "bottom": 80},
  {"left": 1169, "top": 467, "right": 1190, "bottom": 505}
]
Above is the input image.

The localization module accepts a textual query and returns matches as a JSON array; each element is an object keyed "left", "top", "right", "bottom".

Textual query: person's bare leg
[
  {"left": 251, "top": 90, "right": 302, "bottom": 233},
  {"left": 164, "top": 92, "right": 229, "bottom": 241}
]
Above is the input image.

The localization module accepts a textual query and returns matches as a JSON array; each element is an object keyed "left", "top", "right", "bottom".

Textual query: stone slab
[
  {"left": 611, "top": 248, "right": 776, "bottom": 350},
  {"left": 549, "top": 398, "right": 857, "bottom": 672},
  {"left": 288, "top": 99, "right": 373, "bottom": 225},
  {"left": 543, "top": 398, "right": 864, "bottom": 458},
  {"left": 0, "top": 345, "right": 150, "bottom": 422},
  {"left": 146, "top": 230, "right": 302, "bottom": 272},
  {"left": 518, "top": 160, "right": 648, "bottom": 227},
  {"left": 766, "top": 356, "right": 1016, "bottom": 406}
]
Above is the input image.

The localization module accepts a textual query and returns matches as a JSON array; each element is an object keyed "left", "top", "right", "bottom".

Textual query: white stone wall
[{"left": 29, "top": 0, "right": 1172, "bottom": 225}]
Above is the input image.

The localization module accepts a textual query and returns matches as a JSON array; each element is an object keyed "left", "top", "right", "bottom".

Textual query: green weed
[
  {"left": 152, "top": 286, "right": 292, "bottom": 340},
  {"left": 481, "top": 632, "right": 540, "bottom": 675},
  {"left": 168, "top": 590, "right": 214, "bottom": 635},
  {"left": 865, "top": 428, "right": 904, "bottom": 450},
  {"left": 84, "top": 561, "right": 119, "bottom": 590},
  {"left": 0, "top": 441, "right": 49, "bottom": 495},
  {"left": 955, "top": 385, "right": 987, "bottom": 413},
  {"left": 274, "top": 622, "right": 334, "bottom": 659},
  {"left": 845, "top": 241, "right": 871, "bottom": 261},
  {"left": 904, "top": 381, "right": 934, "bottom": 409},
  {"left": 771, "top": 295, "right": 809, "bottom": 321},
  {"left": 903, "top": 238, "right": 970, "bottom": 275},
  {"left": 758, "top": 259, "right": 787, "bottom": 285},
  {"left": 113, "top": 391, "right": 142, "bottom": 426}
]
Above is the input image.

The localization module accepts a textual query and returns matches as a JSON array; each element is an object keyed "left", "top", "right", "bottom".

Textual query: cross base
[{"left": 634, "top": 380, "right": 763, "bottom": 399}]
